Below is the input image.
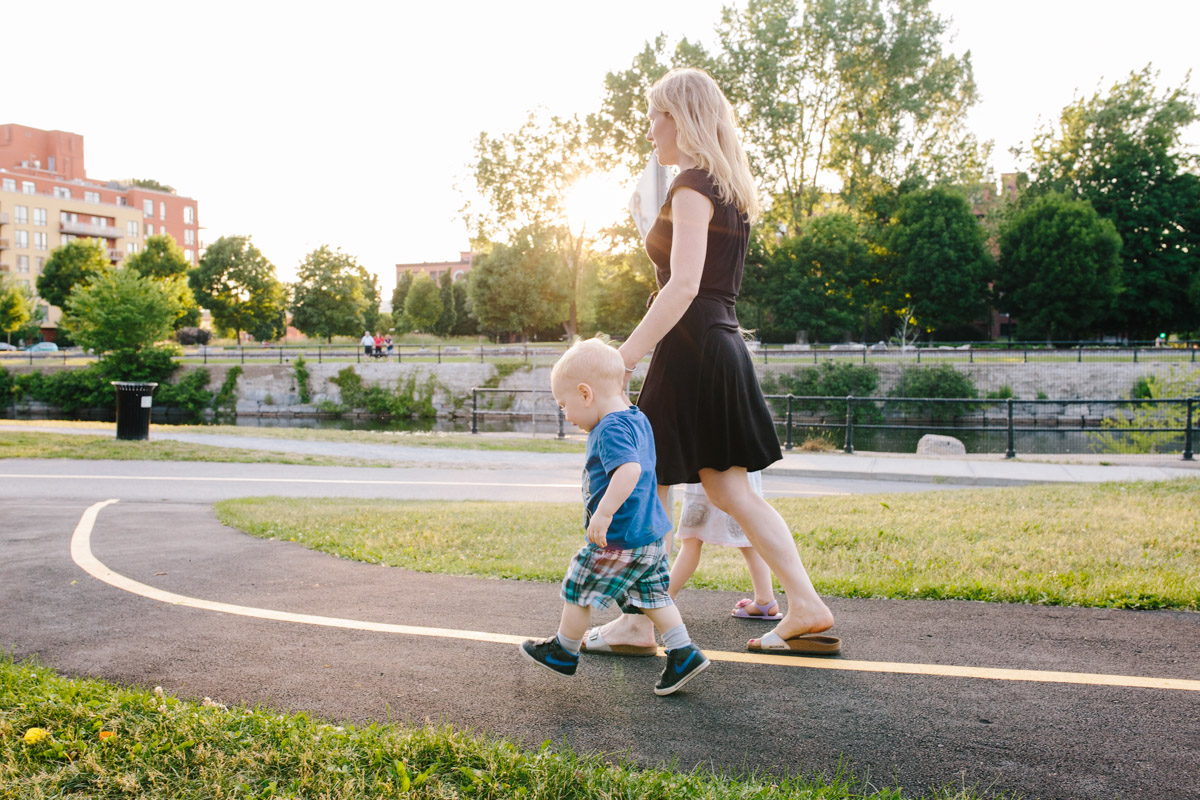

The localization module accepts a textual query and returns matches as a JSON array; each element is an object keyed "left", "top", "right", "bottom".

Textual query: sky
[{"left": 6, "top": 0, "right": 1197, "bottom": 296}]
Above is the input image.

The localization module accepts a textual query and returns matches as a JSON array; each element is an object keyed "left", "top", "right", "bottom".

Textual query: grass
[
  {"left": 0, "top": 432, "right": 396, "bottom": 469},
  {"left": 0, "top": 420, "right": 586, "bottom": 454},
  {"left": 0, "top": 656, "right": 995, "bottom": 800},
  {"left": 215, "top": 478, "right": 1200, "bottom": 611}
]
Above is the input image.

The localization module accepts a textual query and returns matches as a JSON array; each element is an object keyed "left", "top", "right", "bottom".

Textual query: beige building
[{"left": 0, "top": 182, "right": 146, "bottom": 330}]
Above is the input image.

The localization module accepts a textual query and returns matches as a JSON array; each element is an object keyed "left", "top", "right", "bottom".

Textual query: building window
[
  {"left": 14, "top": 206, "right": 28, "bottom": 224},
  {"left": 146, "top": 223, "right": 154, "bottom": 236},
  {"left": 184, "top": 206, "right": 194, "bottom": 224},
  {"left": 184, "top": 248, "right": 194, "bottom": 263},
  {"left": 14, "top": 231, "right": 28, "bottom": 249},
  {"left": 35, "top": 257, "right": 44, "bottom": 273},
  {"left": 184, "top": 229, "right": 195, "bottom": 245},
  {"left": 33, "top": 232, "right": 47, "bottom": 251},
  {"left": 61, "top": 211, "right": 78, "bottom": 224},
  {"left": 1, "top": 178, "right": 15, "bottom": 191},
  {"left": 127, "top": 242, "right": 139, "bottom": 254},
  {"left": 127, "top": 221, "right": 139, "bottom": 238},
  {"left": 159, "top": 201, "right": 166, "bottom": 220},
  {"left": 61, "top": 234, "right": 75, "bottom": 245},
  {"left": 17, "top": 255, "right": 29, "bottom": 273},
  {"left": 85, "top": 191, "right": 100, "bottom": 203},
  {"left": 143, "top": 199, "right": 153, "bottom": 217},
  {"left": 53, "top": 187, "right": 71, "bottom": 199},
  {"left": 33, "top": 208, "right": 46, "bottom": 226},
  {"left": 116, "top": 197, "right": 127, "bottom": 207},
  {"left": 23, "top": 181, "right": 36, "bottom": 194}
]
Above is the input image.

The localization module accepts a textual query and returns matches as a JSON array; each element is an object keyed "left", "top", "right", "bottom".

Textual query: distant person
[
  {"left": 373, "top": 332, "right": 384, "bottom": 358},
  {"left": 385, "top": 334, "right": 394, "bottom": 358},
  {"left": 519, "top": 337, "right": 710, "bottom": 696},
  {"left": 360, "top": 331, "right": 374, "bottom": 358}
]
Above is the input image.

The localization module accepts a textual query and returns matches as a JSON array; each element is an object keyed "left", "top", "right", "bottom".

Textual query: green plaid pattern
[{"left": 560, "top": 541, "right": 672, "bottom": 610}]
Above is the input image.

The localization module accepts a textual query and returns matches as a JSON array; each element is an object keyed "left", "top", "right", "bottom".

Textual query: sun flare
[{"left": 564, "top": 172, "right": 633, "bottom": 236}]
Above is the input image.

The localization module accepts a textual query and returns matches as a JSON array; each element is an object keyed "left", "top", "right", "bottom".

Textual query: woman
[{"left": 588, "top": 68, "right": 839, "bottom": 656}]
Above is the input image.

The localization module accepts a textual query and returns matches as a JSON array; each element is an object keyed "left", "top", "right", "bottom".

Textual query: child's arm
[{"left": 586, "top": 461, "right": 642, "bottom": 548}]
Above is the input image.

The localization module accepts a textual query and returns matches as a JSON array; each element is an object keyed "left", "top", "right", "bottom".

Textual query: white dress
[{"left": 675, "top": 471, "right": 763, "bottom": 547}]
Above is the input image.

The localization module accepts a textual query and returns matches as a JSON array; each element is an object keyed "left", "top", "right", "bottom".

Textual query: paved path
[{"left": 2, "top": 428, "right": 1199, "bottom": 799}]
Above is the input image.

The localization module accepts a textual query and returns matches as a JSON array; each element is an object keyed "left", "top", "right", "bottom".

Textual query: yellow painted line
[
  {"left": 5, "top": 473, "right": 578, "bottom": 489},
  {"left": 71, "top": 500, "right": 1200, "bottom": 693}
]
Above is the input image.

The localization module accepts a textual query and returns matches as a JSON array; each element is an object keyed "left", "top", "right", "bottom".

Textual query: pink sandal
[{"left": 731, "top": 599, "right": 783, "bottom": 620}]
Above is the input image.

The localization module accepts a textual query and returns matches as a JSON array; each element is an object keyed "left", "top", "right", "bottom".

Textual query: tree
[
  {"left": 125, "top": 233, "right": 200, "bottom": 328},
  {"left": 404, "top": 273, "right": 443, "bottom": 332},
  {"left": 0, "top": 278, "right": 35, "bottom": 344},
  {"left": 1026, "top": 66, "right": 1199, "bottom": 337},
  {"left": 391, "top": 271, "right": 414, "bottom": 334},
  {"left": 36, "top": 239, "right": 111, "bottom": 310},
  {"left": 129, "top": 178, "right": 175, "bottom": 193},
  {"left": 433, "top": 270, "right": 457, "bottom": 336},
  {"left": 189, "top": 236, "right": 287, "bottom": 342},
  {"left": 360, "top": 269, "right": 384, "bottom": 334},
  {"left": 995, "top": 193, "right": 1122, "bottom": 340},
  {"left": 449, "top": 280, "right": 477, "bottom": 336},
  {"left": 289, "top": 246, "right": 373, "bottom": 342},
  {"left": 467, "top": 231, "right": 570, "bottom": 339},
  {"left": 63, "top": 267, "right": 179, "bottom": 359},
  {"left": 886, "top": 188, "right": 993, "bottom": 336}
]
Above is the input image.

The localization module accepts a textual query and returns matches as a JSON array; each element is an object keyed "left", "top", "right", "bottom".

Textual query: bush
[
  {"left": 760, "top": 362, "right": 881, "bottom": 423},
  {"left": 155, "top": 368, "right": 213, "bottom": 420},
  {"left": 176, "top": 326, "right": 212, "bottom": 346},
  {"left": 293, "top": 354, "right": 312, "bottom": 404},
  {"left": 887, "top": 364, "right": 979, "bottom": 421},
  {"left": 330, "top": 367, "right": 436, "bottom": 419},
  {"left": 14, "top": 366, "right": 113, "bottom": 412},
  {"left": 0, "top": 366, "right": 13, "bottom": 408}
]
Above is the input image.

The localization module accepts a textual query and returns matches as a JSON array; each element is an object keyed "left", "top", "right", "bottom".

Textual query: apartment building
[
  {"left": 395, "top": 251, "right": 473, "bottom": 286},
  {"left": 0, "top": 124, "right": 200, "bottom": 337}
]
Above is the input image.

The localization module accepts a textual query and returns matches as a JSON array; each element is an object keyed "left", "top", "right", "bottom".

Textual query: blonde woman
[{"left": 585, "top": 68, "right": 839, "bottom": 656}]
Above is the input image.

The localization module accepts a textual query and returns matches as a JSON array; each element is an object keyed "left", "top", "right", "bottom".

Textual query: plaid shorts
[{"left": 560, "top": 540, "right": 672, "bottom": 610}]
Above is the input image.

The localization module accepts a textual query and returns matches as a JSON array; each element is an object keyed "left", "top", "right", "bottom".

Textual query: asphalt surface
[{"left": 2, "top": 432, "right": 1199, "bottom": 800}]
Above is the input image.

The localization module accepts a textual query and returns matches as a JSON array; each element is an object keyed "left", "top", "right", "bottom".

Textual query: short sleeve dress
[{"left": 637, "top": 168, "right": 781, "bottom": 485}]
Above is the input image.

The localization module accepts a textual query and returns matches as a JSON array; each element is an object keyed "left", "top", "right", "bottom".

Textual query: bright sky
[{"left": 6, "top": 0, "right": 1197, "bottom": 295}]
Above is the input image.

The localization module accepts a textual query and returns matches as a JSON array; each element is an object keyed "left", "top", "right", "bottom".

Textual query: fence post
[
  {"left": 557, "top": 405, "right": 565, "bottom": 440},
  {"left": 1077, "top": 345, "right": 1082, "bottom": 364},
  {"left": 969, "top": 347, "right": 973, "bottom": 364},
  {"left": 279, "top": 347, "right": 284, "bottom": 365},
  {"left": 437, "top": 345, "right": 442, "bottom": 364},
  {"left": 1006, "top": 397, "right": 1016, "bottom": 459},
  {"left": 785, "top": 394, "right": 794, "bottom": 451},
  {"left": 203, "top": 347, "right": 207, "bottom": 365},
  {"left": 317, "top": 345, "right": 322, "bottom": 364},
  {"left": 1184, "top": 397, "right": 1195, "bottom": 461},
  {"left": 916, "top": 346, "right": 921, "bottom": 364},
  {"left": 471, "top": 389, "right": 478, "bottom": 434},
  {"left": 843, "top": 395, "right": 855, "bottom": 454},
  {"left": 1133, "top": 346, "right": 1138, "bottom": 363},
  {"left": 240, "top": 347, "right": 245, "bottom": 365}
]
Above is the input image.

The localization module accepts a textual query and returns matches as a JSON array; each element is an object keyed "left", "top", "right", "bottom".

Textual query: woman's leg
[
  {"left": 699, "top": 466, "right": 834, "bottom": 639},
  {"left": 738, "top": 546, "right": 778, "bottom": 610},
  {"left": 585, "top": 484, "right": 672, "bottom": 648},
  {"left": 668, "top": 539, "right": 703, "bottom": 598}
]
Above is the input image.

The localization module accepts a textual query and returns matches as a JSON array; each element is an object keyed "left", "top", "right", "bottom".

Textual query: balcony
[
  {"left": 60, "top": 220, "right": 120, "bottom": 239},
  {"left": 107, "top": 249, "right": 124, "bottom": 261},
  {"left": 0, "top": 212, "right": 10, "bottom": 225},
  {"left": 0, "top": 238, "right": 8, "bottom": 250}
]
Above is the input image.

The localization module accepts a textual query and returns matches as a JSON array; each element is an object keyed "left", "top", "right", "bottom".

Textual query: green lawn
[
  {"left": 0, "top": 656, "right": 982, "bottom": 800},
  {"left": 216, "top": 479, "right": 1200, "bottom": 610}
]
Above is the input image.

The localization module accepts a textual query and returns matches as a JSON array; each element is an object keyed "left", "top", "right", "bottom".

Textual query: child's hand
[{"left": 586, "top": 512, "right": 612, "bottom": 547}]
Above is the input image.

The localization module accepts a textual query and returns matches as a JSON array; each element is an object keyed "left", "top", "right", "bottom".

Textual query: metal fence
[{"left": 469, "top": 388, "right": 1197, "bottom": 461}]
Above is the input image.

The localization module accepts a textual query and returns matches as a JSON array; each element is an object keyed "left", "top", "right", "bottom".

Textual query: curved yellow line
[{"left": 71, "top": 500, "right": 1200, "bottom": 692}]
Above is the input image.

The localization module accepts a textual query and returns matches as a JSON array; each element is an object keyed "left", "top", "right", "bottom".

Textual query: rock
[{"left": 916, "top": 434, "right": 966, "bottom": 456}]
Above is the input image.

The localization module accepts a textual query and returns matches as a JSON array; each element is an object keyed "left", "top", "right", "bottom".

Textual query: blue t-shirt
[{"left": 581, "top": 406, "right": 672, "bottom": 549}]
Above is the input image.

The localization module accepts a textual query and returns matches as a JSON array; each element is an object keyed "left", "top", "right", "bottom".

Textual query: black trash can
[{"left": 111, "top": 381, "right": 158, "bottom": 440}]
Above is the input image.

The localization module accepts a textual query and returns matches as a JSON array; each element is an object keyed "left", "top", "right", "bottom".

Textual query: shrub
[
  {"left": 887, "top": 364, "right": 979, "bottom": 421},
  {"left": 330, "top": 367, "right": 436, "bottom": 419},
  {"left": 761, "top": 362, "right": 881, "bottom": 423},
  {"left": 14, "top": 366, "right": 113, "bottom": 412},
  {"left": 213, "top": 366, "right": 242, "bottom": 419},
  {"left": 155, "top": 368, "right": 213, "bottom": 420},
  {"left": 176, "top": 326, "right": 212, "bottom": 346},
  {"left": 293, "top": 354, "right": 312, "bottom": 404},
  {"left": 0, "top": 366, "right": 13, "bottom": 408}
]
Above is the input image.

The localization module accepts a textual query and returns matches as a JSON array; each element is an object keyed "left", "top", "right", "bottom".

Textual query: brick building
[
  {"left": 395, "top": 251, "right": 472, "bottom": 286},
  {"left": 0, "top": 123, "right": 200, "bottom": 338}
]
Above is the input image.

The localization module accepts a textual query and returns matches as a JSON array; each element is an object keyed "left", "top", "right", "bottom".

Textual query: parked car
[
  {"left": 25, "top": 342, "right": 59, "bottom": 352},
  {"left": 0, "top": 342, "right": 17, "bottom": 351}
]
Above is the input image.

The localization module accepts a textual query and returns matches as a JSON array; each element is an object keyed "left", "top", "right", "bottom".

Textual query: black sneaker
[
  {"left": 520, "top": 636, "right": 578, "bottom": 677},
  {"left": 654, "top": 644, "right": 710, "bottom": 696}
]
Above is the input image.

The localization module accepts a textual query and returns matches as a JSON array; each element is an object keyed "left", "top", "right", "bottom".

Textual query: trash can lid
[{"left": 110, "top": 381, "right": 159, "bottom": 389}]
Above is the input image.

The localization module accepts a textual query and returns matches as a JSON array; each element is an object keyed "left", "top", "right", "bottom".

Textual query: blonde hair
[
  {"left": 647, "top": 68, "right": 760, "bottom": 223},
  {"left": 551, "top": 337, "right": 625, "bottom": 392}
]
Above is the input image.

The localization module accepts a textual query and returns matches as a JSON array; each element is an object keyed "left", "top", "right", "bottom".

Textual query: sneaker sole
[
  {"left": 519, "top": 644, "right": 576, "bottom": 678},
  {"left": 653, "top": 657, "right": 710, "bottom": 696}
]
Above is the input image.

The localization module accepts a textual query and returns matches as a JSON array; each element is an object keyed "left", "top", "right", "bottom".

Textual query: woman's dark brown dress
[{"left": 638, "top": 168, "right": 781, "bottom": 485}]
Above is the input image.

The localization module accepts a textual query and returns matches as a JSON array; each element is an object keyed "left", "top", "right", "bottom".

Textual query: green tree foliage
[
  {"left": 449, "top": 280, "right": 477, "bottom": 336},
  {"left": 467, "top": 231, "right": 570, "bottom": 339},
  {"left": 996, "top": 193, "right": 1123, "bottom": 340},
  {"left": 748, "top": 214, "right": 871, "bottom": 342},
  {"left": 124, "top": 233, "right": 200, "bottom": 328},
  {"left": 887, "top": 363, "right": 979, "bottom": 421},
  {"left": 0, "top": 278, "right": 35, "bottom": 343},
  {"left": 189, "top": 236, "right": 287, "bottom": 342},
  {"left": 360, "top": 270, "right": 384, "bottom": 334},
  {"left": 581, "top": 252, "right": 657, "bottom": 337},
  {"left": 391, "top": 271, "right": 414, "bottom": 334},
  {"left": 886, "top": 188, "right": 993, "bottom": 336},
  {"left": 404, "top": 273, "right": 443, "bottom": 332},
  {"left": 1095, "top": 367, "right": 1200, "bottom": 454},
  {"left": 129, "top": 178, "right": 175, "bottom": 193},
  {"left": 761, "top": 362, "right": 881, "bottom": 421},
  {"left": 1027, "top": 66, "right": 1199, "bottom": 337},
  {"left": 36, "top": 239, "right": 111, "bottom": 310},
  {"left": 433, "top": 270, "right": 457, "bottom": 336},
  {"left": 63, "top": 267, "right": 181, "bottom": 372},
  {"left": 289, "top": 246, "right": 373, "bottom": 342}
]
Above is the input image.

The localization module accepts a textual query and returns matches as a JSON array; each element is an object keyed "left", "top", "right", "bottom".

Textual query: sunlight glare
[{"left": 564, "top": 172, "right": 633, "bottom": 236}]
